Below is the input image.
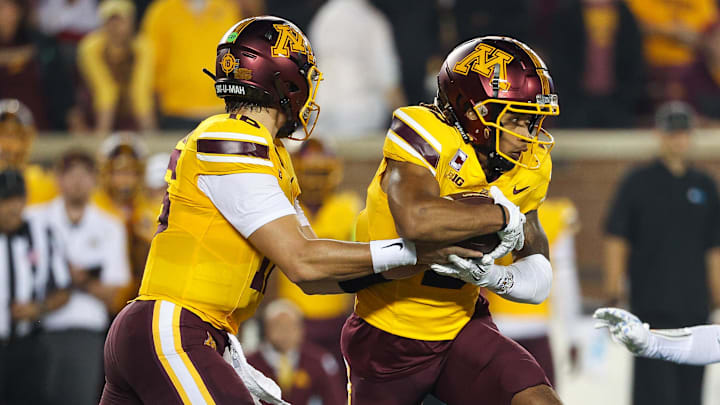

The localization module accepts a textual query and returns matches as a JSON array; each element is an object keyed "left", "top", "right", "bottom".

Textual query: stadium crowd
[{"left": 1, "top": 0, "right": 720, "bottom": 404}]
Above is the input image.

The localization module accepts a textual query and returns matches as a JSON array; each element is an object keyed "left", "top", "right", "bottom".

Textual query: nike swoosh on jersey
[{"left": 513, "top": 185, "right": 530, "bottom": 195}]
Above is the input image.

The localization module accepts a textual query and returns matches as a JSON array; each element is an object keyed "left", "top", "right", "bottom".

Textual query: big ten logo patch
[
  {"left": 452, "top": 44, "right": 513, "bottom": 91},
  {"left": 447, "top": 171, "right": 465, "bottom": 187},
  {"left": 271, "top": 24, "right": 315, "bottom": 64}
]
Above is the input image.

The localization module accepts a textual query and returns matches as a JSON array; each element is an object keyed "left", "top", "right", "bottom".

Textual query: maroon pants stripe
[{"left": 100, "top": 300, "right": 254, "bottom": 404}]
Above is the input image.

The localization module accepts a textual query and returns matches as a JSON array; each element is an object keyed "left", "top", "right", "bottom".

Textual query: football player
[
  {"left": 342, "top": 37, "right": 563, "bottom": 405},
  {"left": 0, "top": 99, "right": 58, "bottom": 205},
  {"left": 100, "top": 16, "right": 483, "bottom": 405},
  {"left": 594, "top": 307, "right": 720, "bottom": 366}
]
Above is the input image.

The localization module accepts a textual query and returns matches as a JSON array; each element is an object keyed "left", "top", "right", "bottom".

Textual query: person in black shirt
[
  {"left": 604, "top": 101, "right": 720, "bottom": 405},
  {"left": 0, "top": 169, "right": 70, "bottom": 405}
]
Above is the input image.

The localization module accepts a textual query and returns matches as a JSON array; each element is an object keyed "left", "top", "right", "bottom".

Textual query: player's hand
[
  {"left": 430, "top": 255, "right": 508, "bottom": 291},
  {"left": 416, "top": 244, "right": 484, "bottom": 266},
  {"left": 482, "top": 186, "right": 526, "bottom": 265},
  {"left": 593, "top": 307, "right": 650, "bottom": 355}
]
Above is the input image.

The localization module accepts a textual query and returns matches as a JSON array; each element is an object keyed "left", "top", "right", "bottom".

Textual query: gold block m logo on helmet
[
  {"left": 452, "top": 44, "right": 514, "bottom": 90},
  {"left": 271, "top": 24, "right": 315, "bottom": 64}
]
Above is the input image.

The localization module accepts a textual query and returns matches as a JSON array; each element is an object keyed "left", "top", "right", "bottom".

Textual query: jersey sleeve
[
  {"left": 192, "top": 130, "right": 277, "bottom": 177},
  {"left": 383, "top": 108, "right": 443, "bottom": 177}
]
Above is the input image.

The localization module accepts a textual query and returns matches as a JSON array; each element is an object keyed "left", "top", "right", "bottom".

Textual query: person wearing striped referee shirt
[{"left": 0, "top": 169, "right": 70, "bottom": 405}]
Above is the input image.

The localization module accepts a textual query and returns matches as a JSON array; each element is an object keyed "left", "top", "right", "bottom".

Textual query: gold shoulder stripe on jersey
[{"left": 389, "top": 117, "right": 440, "bottom": 169}]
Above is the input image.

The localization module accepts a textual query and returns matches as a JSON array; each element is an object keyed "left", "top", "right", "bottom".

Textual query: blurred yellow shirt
[
  {"left": 77, "top": 30, "right": 155, "bottom": 118},
  {"left": 24, "top": 164, "right": 58, "bottom": 206},
  {"left": 141, "top": 0, "right": 239, "bottom": 117},
  {"left": 276, "top": 192, "right": 361, "bottom": 319},
  {"left": 625, "top": 0, "right": 717, "bottom": 66}
]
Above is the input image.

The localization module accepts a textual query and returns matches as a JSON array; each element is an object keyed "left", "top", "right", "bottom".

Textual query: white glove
[
  {"left": 593, "top": 307, "right": 650, "bottom": 355},
  {"left": 223, "top": 334, "right": 290, "bottom": 405},
  {"left": 482, "top": 186, "right": 526, "bottom": 265},
  {"left": 430, "top": 254, "right": 512, "bottom": 293}
]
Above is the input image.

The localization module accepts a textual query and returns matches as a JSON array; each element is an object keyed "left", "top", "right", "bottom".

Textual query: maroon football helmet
[
  {"left": 211, "top": 16, "right": 322, "bottom": 140},
  {"left": 437, "top": 36, "right": 559, "bottom": 170}
]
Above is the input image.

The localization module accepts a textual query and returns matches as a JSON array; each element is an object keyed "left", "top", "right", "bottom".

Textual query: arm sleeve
[
  {"left": 493, "top": 254, "right": 553, "bottom": 304},
  {"left": 605, "top": 173, "right": 635, "bottom": 238},
  {"left": 197, "top": 173, "right": 296, "bottom": 238},
  {"left": 101, "top": 219, "right": 132, "bottom": 287},
  {"left": 294, "top": 199, "right": 310, "bottom": 227},
  {"left": 642, "top": 325, "right": 720, "bottom": 365}
]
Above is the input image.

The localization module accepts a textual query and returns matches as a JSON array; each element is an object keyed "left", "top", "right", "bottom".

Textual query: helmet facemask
[
  {"left": 473, "top": 93, "right": 559, "bottom": 170},
  {"left": 288, "top": 65, "right": 323, "bottom": 141}
]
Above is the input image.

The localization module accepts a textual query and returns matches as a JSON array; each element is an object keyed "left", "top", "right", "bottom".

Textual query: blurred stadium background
[{"left": 4, "top": 0, "right": 720, "bottom": 404}]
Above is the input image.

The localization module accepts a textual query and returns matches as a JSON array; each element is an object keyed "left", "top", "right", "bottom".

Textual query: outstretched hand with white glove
[
  {"left": 482, "top": 186, "right": 526, "bottom": 265},
  {"left": 593, "top": 307, "right": 651, "bottom": 355}
]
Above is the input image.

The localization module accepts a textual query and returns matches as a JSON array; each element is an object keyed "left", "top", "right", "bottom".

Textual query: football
[{"left": 445, "top": 192, "right": 501, "bottom": 254}]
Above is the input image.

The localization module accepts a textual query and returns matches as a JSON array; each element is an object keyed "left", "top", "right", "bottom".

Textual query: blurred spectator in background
[
  {"left": 453, "top": 0, "right": 532, "bottom": 46},
  {"left": 92, "top": 133, "right": 153, "bottom": 313},
  {"left": 0, "top": 169, "right": 70, "bottom": 405},
  {"left": 143, "top": 152, "right": 170, "bottom": 204},
  {"left": 77, "top": 0, "right": 155, "bottom": 136},
  {"left": 40, "top": 150, "right": 130, "bottom": 405},
  {"left": 549, "top": 0, "right": 645, "bottom": 128},
  {"left": 486, "top": 198, "right": 583, "bottom": 386},
  {"left": 0, "top": 0, "right": 75, "bottom": 130},
  {"left": 141, "top": 0, "right": 239, "bottom": 129},
  {"left": 247, "top": 299, "right": 346, "bottom": 405},
  {"left": 604, "top": 101, "right": 720, "bottom": 405},
  {"left": 624, "top": 0, "right": 718, "bottom": 109},
  {"left": 309, "top": 0, "right": 405, "bottom": 138},
  {"left": 265, "top": 0, "right": 323, "bottom": 32},
  {"left": 0, "top": 99, "right": 58, "bottom": 204},
  {"left": 274, "top": 139, "right": 361, "bottom": 371},
  {"left": 369, "top": 0, "right": 439, "bottom": 105}
]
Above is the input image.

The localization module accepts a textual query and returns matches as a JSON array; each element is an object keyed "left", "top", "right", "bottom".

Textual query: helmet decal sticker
[
  {"left": 271, "top": 24, "right": 316, "bottom": 64},
  {"left": 452, "top": 44, "right": 514, "bottom": 91},
  {"left": 221, "top": 53, "right": 238, "bottom": 75}
]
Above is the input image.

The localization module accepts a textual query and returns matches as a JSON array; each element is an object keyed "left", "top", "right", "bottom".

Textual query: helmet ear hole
[{"left": 286, "top": 81, "right": 300, "bottom": 93}]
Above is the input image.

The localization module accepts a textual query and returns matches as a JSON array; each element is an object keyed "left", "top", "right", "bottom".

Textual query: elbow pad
[{"left": 496, "top": 254, "right": 552, "bottom": 304}]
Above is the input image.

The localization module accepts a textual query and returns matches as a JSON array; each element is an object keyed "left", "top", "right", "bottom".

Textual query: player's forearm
[
  {"left": 707, "top": 247, "right": 720, "bottom": 308},
  {"left": 641, "top": 325, "right": 720, "bottom": 365},
  {"left": 604, "top": 236, "right": 628, "bottom": 302},
  {"left": 285, "top": 238, "right": 416, "bottom": 286},
  {"left": 392, "top": 196, "right": 506, "bottom": 243},
  {"left": 491, "top": 254, "right": 553, "bottom": 304}
]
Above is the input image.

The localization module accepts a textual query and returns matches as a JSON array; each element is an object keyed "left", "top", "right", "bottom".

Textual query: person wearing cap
[
  {"left": 77, "top": 0, "right": 155, "bottom": 135},
  {"left": 0, "top": 169, "right": 70, "bottom": 405},
  {"left": 603, "top": 100, "right": 720, "bottom": 405},
  {"left": 0, "top": 99, "right": 59, "bottom": 205},
  {"left": 37, "top": 150, "right": 131, "bottom": 405}
]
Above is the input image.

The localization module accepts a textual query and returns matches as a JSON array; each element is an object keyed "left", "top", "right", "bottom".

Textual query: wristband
[
  {"left": 498, "top": 204, "right": 507, "bottom": 231},
  {"left": 369, "top": 238, "right": 417, "bottom": 274}
]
